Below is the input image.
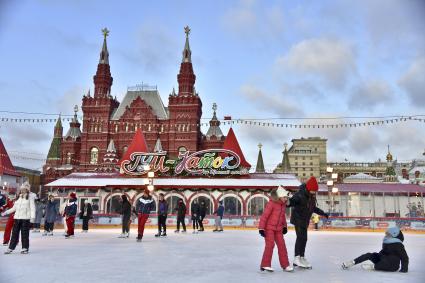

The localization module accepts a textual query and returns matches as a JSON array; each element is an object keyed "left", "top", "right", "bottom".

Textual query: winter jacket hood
[{"left": 383, "top": 227, "right": 403, "bottom": 244}]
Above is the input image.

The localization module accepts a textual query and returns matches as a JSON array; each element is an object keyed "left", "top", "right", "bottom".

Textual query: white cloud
[
  {"left": 239, "top": 84, "right": 303, "bottom": 117},
  {"left": 398, "top": 56, "right": 425, "bottom": 106},
  {"left": 276, "top": 38, "right": 356, "bottom": 89},
  {"left": 348, "top": 80, "right": 393, "bottom": 111},
  {"left": 55, "top": 85, "right": 85, "bottom": 115}
]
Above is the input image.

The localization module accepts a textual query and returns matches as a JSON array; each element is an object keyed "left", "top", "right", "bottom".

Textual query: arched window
[
  {"left": 248, "top": 196, "right": 268, "bottom": 216},
  {"left": 106, "top": 195, "right": 122, "bottom": 214},
  {"left": 222, "top": 196, "right": 242, "bottom": 215},
  {"left": 90, "top": 147, "right": 99, "bottom": 164},
  {"left": 178, "top": 146, "right": 187, "bottom": 155},
  {"left": 66, "top": 152, "right": 71, "bottom": 164},
  {"left": 191, "top": 195, "right": 213, "bottom": 215},
  {"left": 135, "top": 196, "right": 157, "bottom": 213},
  {"left": 166, "top": 195, "right": 184, "bottom": 214}
]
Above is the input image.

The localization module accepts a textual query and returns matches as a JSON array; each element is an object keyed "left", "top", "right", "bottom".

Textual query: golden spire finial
[
  {"left": 184, "top": 25, "right": 191, "bottom": 37},
  {"left": 102, "top": 27, "right": 110, "bottom": 39},
  {"left": 258, "top": 143, "right": 262, "bottom": 149}
]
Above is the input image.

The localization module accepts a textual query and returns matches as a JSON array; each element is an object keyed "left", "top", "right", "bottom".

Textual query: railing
[{"left": 127, "top": 83, "right": 157, "bottom": 92}]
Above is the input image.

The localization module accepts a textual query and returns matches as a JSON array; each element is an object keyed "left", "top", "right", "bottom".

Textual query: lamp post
[{"left": 144, "top": 165, "right": 155, "bottom": 193}]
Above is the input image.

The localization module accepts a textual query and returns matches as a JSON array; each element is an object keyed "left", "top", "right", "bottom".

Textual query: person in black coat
[
  {"left": 288, "top": 177, "right": 328, "bottom": 268},
  {"left": 79, "top": 201, "right": 93, "bottom": 233},
  {"left": 191, "top": 200, "right": 200, "bottom": 234},
  {"left": 119, "top": 195, "right": 132, "bottom": 238},
  {"left": 198, "top": 201, "right": 206, "bottom": 232},
  {"left": 155, "top": 193, "right": 168, "bottom": 237},
  {"left": 342, "top": 226, "right": 409, "bottom": 272},
  {"left": 174, "top": 199, "right": 186, "bottom": 233}
]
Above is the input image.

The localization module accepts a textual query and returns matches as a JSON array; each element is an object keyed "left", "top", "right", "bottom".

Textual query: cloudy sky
[{"left": 0, "top": 0, "right": 424, "bottom": 171}]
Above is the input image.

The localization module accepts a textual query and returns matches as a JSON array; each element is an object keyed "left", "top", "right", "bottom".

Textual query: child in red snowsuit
[
  {"left": 1, "top": 195, "right": 16, "bottom": 246},
  {"left": 258, "top": 186, "right": 293, "bottom": 272}
]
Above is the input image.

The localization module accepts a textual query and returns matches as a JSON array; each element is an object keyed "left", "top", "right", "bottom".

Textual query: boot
[
  {"left": 293, "top": 256, "right": 305, "bottom": 268},
  {"left": 125, "top": 232, "right": 129, "bottom": 238},
  {"left": 342, "top": 260, "right": 355, "bottom": 269},
  {"left": 48, "top": 232, "right": 54, "bottom": 236},
  {"left": 174, "top": 230, "right": 180, "bottom": 233},
  {"left": 118, "top": 233, "right": 125, "bottom": 238},
  {"left": 212, "top": 229, "right": 218, "bottom": 232},
  {"left": 21, "top": 249, "right": 29, "bottom": 254},
  {"left": 301, "top": 257, "right": 312, "bottom": 268},
  {"left": 155, "top": 233, "right": 161, "bottom": 237},
  {"left": 161, "top": 232, "right": 167, "bottom": 237},
  {"left": 4, "top": 249, "right": 13, "bottom": 254},
  {"left": 42, "top": 231, "right": 48, "bottom": 236},
  {"left": 283, "top": 265, "right": 294, "bottom": 272},
  {"left": 260, "top": 267, "right": 274, "bottom": 272},
  {"left": 361, "top": 263, "right": 374, "bottom": 271}
]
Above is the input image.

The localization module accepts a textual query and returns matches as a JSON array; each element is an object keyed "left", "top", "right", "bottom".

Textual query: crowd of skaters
[{"left": 0, "top": 177, "right": 410, "bottom": 275}]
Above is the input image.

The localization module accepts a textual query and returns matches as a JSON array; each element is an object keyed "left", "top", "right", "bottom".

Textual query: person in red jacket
[
  {"left": 258, "top": 186, "right": 293, "bottom": 272},
  {"left": 1, "top": 193, "right": 16, "bottom": 246}
]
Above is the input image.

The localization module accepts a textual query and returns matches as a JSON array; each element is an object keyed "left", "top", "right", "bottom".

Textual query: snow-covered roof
[
  {"left": 45, "top": 172, "right": 301, "bottom": 188},
  {"left": 409, "top": 166, "right": 425, "bottom": 174},
  {"left": 344, "top": 173, "right": 381, "bottom": 180}
]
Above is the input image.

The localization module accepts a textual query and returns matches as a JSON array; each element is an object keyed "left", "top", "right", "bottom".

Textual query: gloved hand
[
  {"left": 282, "top": 227, "right": 288, "bottom": 235},
  {"left": 1, "top": 212, "right": 5, "bottom": 217},
  {"left": 259, "top": 230, "right": 265, "bottom": 237},
  {"left": 324, "top": 213, "right": 329, "bottom": 219}
]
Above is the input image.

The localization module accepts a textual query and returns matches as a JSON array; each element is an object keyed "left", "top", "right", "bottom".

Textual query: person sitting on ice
[
  {"left": 342, "top": 226, "right": 409, "bottom": 272},
  {"left": 64, "top": 192, "right": 78, "bottom": 238},
  {"left": 2, "top": 182, "right": 35, "bottom": 254},
  {"left": 288, "top": 176, "right": 328, "bottom": 269},
  {"left": 258, "top": 186, "right": 293, "bottom": 272},
  {"left": 136, "top": 188, "right": 154, "bottom": 242}
]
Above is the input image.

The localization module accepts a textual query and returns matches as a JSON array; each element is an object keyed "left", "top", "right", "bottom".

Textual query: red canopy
[
  {"left": 118, "top": 129, "right": 148, "bottom": 167},
  {"left": 0, "top": 137, "right": 21, "bottom": 177},
  {"left": 222, "top": 128, "right": 251, "bottom": 168}
]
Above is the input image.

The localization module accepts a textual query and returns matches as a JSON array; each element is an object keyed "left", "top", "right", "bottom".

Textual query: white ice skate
[
  {"left": 361, "top": 263, "right": 374, "bottom": 271},
  {"left": 283, "top": 265, "right": 294, "bottom": 272},
  {"left": 192, "top": 230, "right": 198, "bottom": 234},
  {"left": 48, "top": 232, "right": 54, "bottom": 236},
  {"left": 118, "top": 233, "right": 125, "bottom": 238},
  {"left": 20, "top": 249, "right": 29, "bottom": 254},
  {"left": 300, "top": 257, "right": 312, "bottom": 269},
  {"left": 125, "top": 232, "right": 130, "bottom": 238},
  {"left": 293, "top": 256, "right": 306, "bottom": 268},
  {"left": 260, "top": 267, "right": 274, "bottom": 272},
  {"left": 42, "top": 231, "right": 48, "bottom": 236},
  {"left": 342, "top": 260, "right": 355, "bottom": 269},
  {"left": 4, "top": 248, "right": 13, "bottom": 254}
]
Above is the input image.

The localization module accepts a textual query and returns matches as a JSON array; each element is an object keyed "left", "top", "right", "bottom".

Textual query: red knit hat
[
  {"left": 69, "top": 192, "right": 77, "bottom": 199},
  {"left": 306, "top": 176, "right": 318, "bottom": 191}
]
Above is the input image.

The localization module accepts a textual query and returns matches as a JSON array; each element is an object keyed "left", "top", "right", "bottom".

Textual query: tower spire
[
  {"left": 99, "top": 28, "right": 109, "bottom": 64},
  {"left": 182, "top": 26, "right": 192, "bottom": 63},
  {"left": 255, "top": 143, "right": 265, "bottom": 173},
  {"left": 177, "top": 26, "right": 196, "bottom": 96}
]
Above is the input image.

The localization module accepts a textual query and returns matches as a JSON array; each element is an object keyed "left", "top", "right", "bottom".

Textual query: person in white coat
[{"left": 2, "top": 182, "right": 35, "bottom": 254}]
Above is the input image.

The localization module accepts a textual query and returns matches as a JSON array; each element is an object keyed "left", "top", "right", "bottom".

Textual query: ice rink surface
[{"left": 0, "top": 229, "right": 424, "bottom": 283}]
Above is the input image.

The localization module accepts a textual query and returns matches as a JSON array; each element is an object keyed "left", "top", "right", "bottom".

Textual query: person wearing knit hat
[
  {"left": 287, "top": 176, "right": 328, "bottom": 269},
  {"left": 342, "top": 226, "right": 409, "bottom": 272},
  {"left": 258, "top": 187, "right": 293, "bottom": 272},
  {"left": 0, "top": 193, "right": 17, "bottom": 246},
  {"left": 2, "top": 183, "right": 35, "bottom": 254},
  {"left": 64, "top": 192, "right": 78, "bottom": 238}
]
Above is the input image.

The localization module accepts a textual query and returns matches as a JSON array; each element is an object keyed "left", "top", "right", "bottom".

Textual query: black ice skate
[
  {"left": 161, "top": 232, "right": 167, "bottom": 237},
  {"left": 155, "top": 233, "right": 161, "bottom": 237},
  {"left": 260, "top": 267, "right": 274, "bottom": 272}
]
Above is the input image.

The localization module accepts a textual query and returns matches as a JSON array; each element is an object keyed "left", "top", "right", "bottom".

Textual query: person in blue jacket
[
  {"left": 136, "top": 189, "right": 154, "bottom": 242},
  {"left": 43, "top": 194, "right": 58, "bottom": 236},
  {"left": 64, "top": 192, "right": 78, "bottom": 238},
  {"left": 213, "top": 200, "right": 224, "bottom": 232}
]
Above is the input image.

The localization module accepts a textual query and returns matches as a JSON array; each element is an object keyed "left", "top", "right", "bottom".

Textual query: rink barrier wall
[{"left": 2, "top": 215, "right": 425, "bottom": 231}]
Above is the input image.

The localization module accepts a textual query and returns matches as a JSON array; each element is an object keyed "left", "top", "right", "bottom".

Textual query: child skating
[
  {"left": 342, "top": 226, "right": 409, "bottom": 272},
  {"left": 258, "top": 187, "right": 293, "bottom": 272}
]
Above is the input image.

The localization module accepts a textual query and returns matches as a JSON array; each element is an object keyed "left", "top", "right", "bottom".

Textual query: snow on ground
[{"left": 0, "top": 229, "right": 424, "bottom": 283}]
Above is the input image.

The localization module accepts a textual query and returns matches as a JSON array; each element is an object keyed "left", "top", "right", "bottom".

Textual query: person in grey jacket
[
  {"left": 43, "top": 194, "right": 58, "bottom": 236},
  {"left": 33, "top": 198, "right": 45, "bottom": 233}
]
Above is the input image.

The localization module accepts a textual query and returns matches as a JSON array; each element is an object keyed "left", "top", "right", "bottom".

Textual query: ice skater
[
  {"left": 198, "top": 200, "right": 206, "bottom": 232},
  {"left": 155, "top": 193, "right": 168, "bottom": 237},
  {"left": 33, "top": 197, "right": 45, "bottom": 233},
  {"left": 119, "top": 195, "right": 132, "bottom": 238},
  {"left": 174, "top": 199, "right": 187, "bottom": 233},
  {"left": 258, "top": 187, "right": 293, "bottom": 272},
  {"left": 64, "top": 192, "right": 78, "bottom": 238},
  {"left": 191, "top": 199, "right": 200, "bottom": 234},
  {"left": 80, "top": 200, "right": 93, "bottom": 233},
  {"left": 136, "top": 189, "right": 154, "bottom": 242},
  {"left": 288, "top": 176, "right": 328, "bottom": 269},
  {"left": 43, "top": 194, "right": 58, "bottom": 236},
  {"left": 342, "top": 226, "right": 409, "bottom": 272},
  {"left": 213, "top": 200, "right": 224, "bottom": 232},
  {"left": 2, "top": 182, "right": 35, "bottom": 254},
  {"left": 0, "top": 193, "right": 16, "bottom": 246}
]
